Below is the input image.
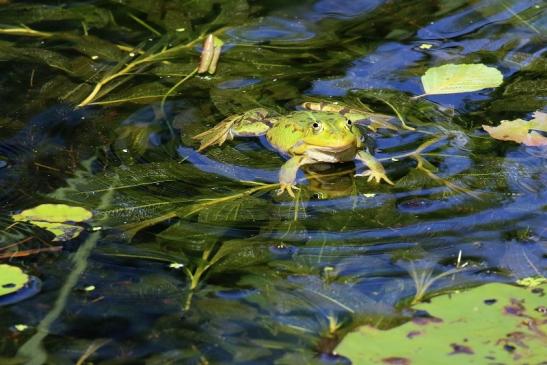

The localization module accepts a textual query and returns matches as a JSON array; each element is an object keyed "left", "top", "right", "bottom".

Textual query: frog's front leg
[
  {"left": 355, "top": 150, "right": 394, "bottom": 185},
  {"left": 278, "top": 155, "right": 313, "bottom": 198},
  {"left": 193, "top": 108, "right": 273, "bottom": 151}
]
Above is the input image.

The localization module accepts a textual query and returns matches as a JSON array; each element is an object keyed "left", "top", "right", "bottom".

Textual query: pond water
[{"left": 0, "top": 0, "right": 545, "bottom": 364}]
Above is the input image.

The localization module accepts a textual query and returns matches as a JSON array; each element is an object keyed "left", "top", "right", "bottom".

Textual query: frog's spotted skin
[{"left": 193, "top": 102, "right": 396, "bottom": 197}]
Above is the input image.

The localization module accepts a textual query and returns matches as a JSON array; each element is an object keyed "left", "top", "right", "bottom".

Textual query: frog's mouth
[{"left": 308, "top": 142, "right": 356, "bottom": 153}]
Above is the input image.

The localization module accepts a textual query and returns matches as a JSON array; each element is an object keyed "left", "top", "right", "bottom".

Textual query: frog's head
[{"left": 299, "top": 112, "right": 362, "bottom": 152}]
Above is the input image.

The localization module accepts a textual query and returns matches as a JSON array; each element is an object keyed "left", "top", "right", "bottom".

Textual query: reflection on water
[{"left": 0, "top": 0, "right": 545, "bottom": 363}]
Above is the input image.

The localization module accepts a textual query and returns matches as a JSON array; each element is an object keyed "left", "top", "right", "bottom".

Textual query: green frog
[{"left": 193, "top": 102, "right": 398, "bottom": 197}]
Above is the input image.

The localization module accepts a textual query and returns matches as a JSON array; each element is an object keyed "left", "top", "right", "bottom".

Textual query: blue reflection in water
[
  {"left": 418, "top": 0, "right": 540, "bottom": 39},
  {"left": 308, "top": 0, "right": 384, "bottom": 20},
  {"left": 278, "top": 188, "right": 547, "bottom": 242},
  {"left": 226, "top": 17, "right": 315, "bottom": 42},
  {"left": 177, "top": 146, "right": 278, "bottom": 183},
  {"left": 0, "top": 276, "right": 42, "bottom": 307},
  {"left": 310, "top": 42, "right": 424, "bottom": 97}
]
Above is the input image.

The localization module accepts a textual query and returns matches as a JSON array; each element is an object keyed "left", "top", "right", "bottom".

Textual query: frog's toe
[
  {"left": 277, "top": 183, "right": 299, "bottom": 198},
  {"left": 357, "top": 170, "right": 394, "bottom": 185}
]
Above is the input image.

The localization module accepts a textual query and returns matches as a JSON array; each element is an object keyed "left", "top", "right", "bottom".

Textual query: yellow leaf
[
  {"left": 12, "top": 204, "right": 92, "bottom": 223},
  {"left": 483, "top": 111, "right": 547, "bottom": 146},
  {"left": 421, "top": 63, "right": 503, "bottom": 95},
  {"left": 12, "top": 204, "right": 92, "bottom": 241},
  {"left": 0, "top": 264, "right": 29, "bottom": 297}
]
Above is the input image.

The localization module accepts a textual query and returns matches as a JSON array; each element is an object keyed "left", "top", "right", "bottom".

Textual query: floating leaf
[
  {"left": 30, "top": 222, "right": 84, "bottom": 242},
  {"left": 336, "top": 283, "right": 546, "bottom": 364},
  {"left": 483, "top": 111, "right": 547, "bottom": 146},
  {"left": 12, "top": 204, "right": 92, "bottom": 223},
  {"left": 0, "top": 264, "right": 29, "bottom": 297},
  {"left": 12, "top": 204, "right": 92, "bottom": 241},
  {"left": 516, "top": 276, "right": 546, "bottom": 288},
  {"left": 421, "top": 63, "right": 503, "bottom": 95}
]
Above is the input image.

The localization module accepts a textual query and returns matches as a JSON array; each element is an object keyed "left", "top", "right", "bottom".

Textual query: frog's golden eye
[{"left": 311, "top": 122, "right": 322, "bottom": 132}]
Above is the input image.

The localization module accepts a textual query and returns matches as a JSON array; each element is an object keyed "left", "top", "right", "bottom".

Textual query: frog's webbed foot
[
  {"left": 355, "top": 150, "right": 394, "bottom": 185},
  {"left": 193, "top": 115, "right": 238, "bottom": 151},
  {"left": 193, "top": 108, "right": 272, "bottom": 151},
  {"left": 356, "top": 169, "right": 394, "bottom": 185},
  {"left": 277, "top": 155, "right": 311, "bottom": 198},
  {"left": 277, "top": 183, "right": 300, "bottom": 198}
]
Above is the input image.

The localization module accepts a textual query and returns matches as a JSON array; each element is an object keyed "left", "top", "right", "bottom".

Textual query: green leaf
[
  {"left": 336, "top": 283, "right": 547, "bottom": 364},
  {"left": 0, "top": 264, "right": 30, "bottom": 297},
  {"left": 12, "top": 204, "right": 92, "bottom": 241},
  {"left": 421, "top": 63, "right": 503, "bottom": 95},
  {"left": 30, "top": 222, "right": 84, "bottom": 242},
  {"left": 12, "top": 204, "right": 92, "bottom": 223},
  {"left": 196, "top": 195, "right": 270, "bottom": 224},
  {"left": 516, "top": 276, "right": 546, "bottom": 288},
  {"left": 483, "top": 111, "right": 547, "bottom": 146}
]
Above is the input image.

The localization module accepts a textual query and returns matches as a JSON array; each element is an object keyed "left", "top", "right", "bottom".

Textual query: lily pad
[
  {"left": 12, "top": 204, "right": 92, "bottom": 241},
  {"left": 0, "top": 264, "right": 29, "bottom": 296},
  {"left": 336, "top": 283, "right": 547, "bottom": 364},
  {"left": 483, "top": 111, "right": 547, "bottom": 146},
  {"left": 421, "top": 63, "right": 503, "bottom": 96}
]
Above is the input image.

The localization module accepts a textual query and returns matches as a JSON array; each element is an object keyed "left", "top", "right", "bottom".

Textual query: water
[{"left": 0, "top": 0, "right": 545, "bottom": 363}]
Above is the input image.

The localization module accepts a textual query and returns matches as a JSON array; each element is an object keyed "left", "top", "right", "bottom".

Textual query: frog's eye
[{"left": 311, "top": 122, "right": 322, "bottom": 132}]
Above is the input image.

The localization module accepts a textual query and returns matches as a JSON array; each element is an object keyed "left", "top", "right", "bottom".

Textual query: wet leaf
[
  {"left": 483, "top": 111, "right": 547, "bottom": 146},
  {"left": 0, "top": 264, "right": 29, "bottom": 297},
  {"left": 29, "top": 222, "right": 84, "bottom": 242},
  {"left": 516, "top": 276, "right": 546, "bottom": 288},
  {"left": 421, "top": 63, "right": 503, "bottom": 96},
  {"left": 336, "top": 283, "right": 547, "bottom": 364},
  {"left": 12, "top": 204, "right": 92, "bottom": 223},
  {"left": 12, "top": 204, "right": 92, "bottom": 241}
]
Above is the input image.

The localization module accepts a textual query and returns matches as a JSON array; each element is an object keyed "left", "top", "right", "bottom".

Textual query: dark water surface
[{"left": 0, "top": 0, "right": 545, "bottom": 363}]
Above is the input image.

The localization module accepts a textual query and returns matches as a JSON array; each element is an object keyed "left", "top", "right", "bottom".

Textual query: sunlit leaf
[
  {"left": 516, "top": 276, "right": 546, "bottom": 288},
  {"left": 12, "top": 204, "right": 92, "bottom": 241},
  {"left": 12, "top": 204, "right": 92, "bottom": 223},
  {"left": 483, "top": 111, "right": 547, "bottom": 146},
  {"left": 336, "top": 283, "right": 546, "bottom": 364},
  {"left": 0, "top": 264, "right": 29, "bottom": 297},
  {"left": 30, "top": 222, "right": 84, "bottom": 242},
  {"left": 421, "top": 63, "right": 503, "bottom": 96}
]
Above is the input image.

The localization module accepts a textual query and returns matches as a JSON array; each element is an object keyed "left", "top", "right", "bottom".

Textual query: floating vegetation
[
  {"left": 0, "top": 0, "right": 545, "bottom": 363},
  {"left": 336, "top": 282, "right": 547, "bottom": 364},
  {"left": 418, "top": 63, "right": 504, "bottom": 97}
]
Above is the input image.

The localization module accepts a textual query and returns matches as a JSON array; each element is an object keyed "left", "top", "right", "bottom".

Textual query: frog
[{"left": 193, "top": 101, "right": 398, "bottom": 197}]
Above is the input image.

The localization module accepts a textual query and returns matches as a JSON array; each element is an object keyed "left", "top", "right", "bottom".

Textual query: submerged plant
[{"left": 403, "top": 253, "right": 469, "bottom": 305}]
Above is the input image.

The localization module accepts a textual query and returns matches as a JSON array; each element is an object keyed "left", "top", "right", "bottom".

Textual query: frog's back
[{"left": 265, "top": 111, "right": 313, "bottom": 154}]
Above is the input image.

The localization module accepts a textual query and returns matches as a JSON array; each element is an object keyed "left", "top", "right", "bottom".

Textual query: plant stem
[{"left": 77, "top": 37, "right": 203, "bottom": 107}]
